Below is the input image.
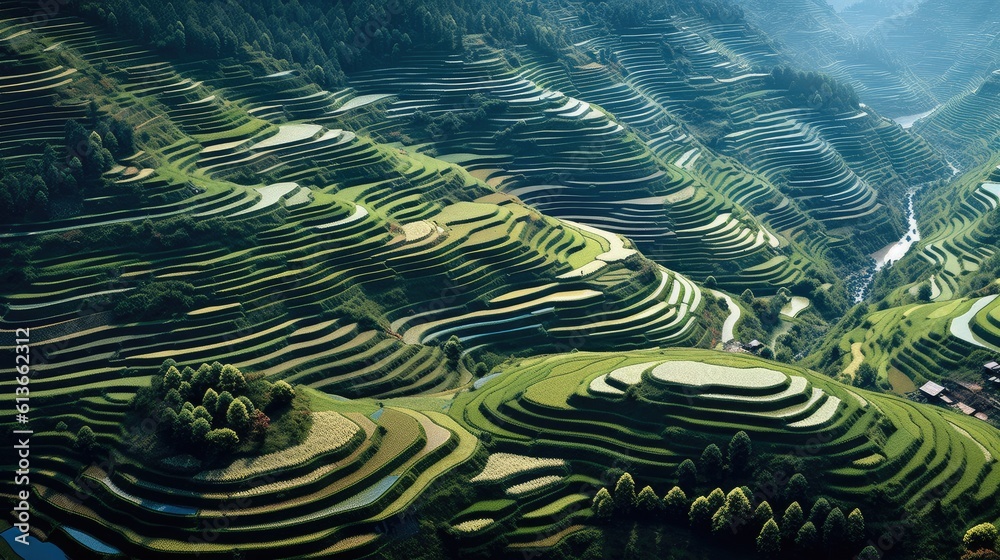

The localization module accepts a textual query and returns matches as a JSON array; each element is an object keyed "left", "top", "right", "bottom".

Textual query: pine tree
[
  {"left": 636, "top": 486, "right": 660, "bottom": 513},
  {"left": 700, "top": 444, "right": 724, "bottom": 482},
  {"left": 592, "top": 487, "right": 613, "bottom": 519},
  {"left": 781, "top": 502, "right": 804, "bottom": 541},
  {"left": 727, "top": 431, "right": 752, "bottom": 474},
  {"left": 757, "top": 518, "right": 781, "bottom": 556},
  {"left": 689, "top": 496, "right": 713, "bottom": 531},
  {"left": 676, "top": 459, "right": 698, "bottom": 491},
  {"left": 796, "top": 521, "right": 818, "bottom": 551},
  {"left": 847, "top": 508, "right": 865, "bottom": 544},
  {"left": 663, "top": 486, "right": 688, "bottom": 521},
  {"left": 614, "top": 473, "right": 637, "bottom": 513}
]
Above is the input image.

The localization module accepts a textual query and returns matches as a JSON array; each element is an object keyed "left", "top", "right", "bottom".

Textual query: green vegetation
[{"left": 0, "top": 0, "right": 999, "bottom": 559}]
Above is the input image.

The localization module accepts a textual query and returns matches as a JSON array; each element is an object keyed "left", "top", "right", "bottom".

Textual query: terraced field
[
  {"left": 2, "top": 1, "right": 1000, "bottom": 559},
  {"left": 900, "top": 158, "right": 1000, "bottom": 301},
  {"left": 451, "top": 349, "right": 1000, "bottom": 554},
  {"left": 914, "top": 71, "right": 1000, "bottom": 170}
]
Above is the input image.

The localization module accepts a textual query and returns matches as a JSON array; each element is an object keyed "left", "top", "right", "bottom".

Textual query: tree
[
  {"left": 847, "top": 508, "right": 865, "bottom": 544},
  {"left": 822, "top": 508, "right": 847, "bottom": 549},
  {"left": 216, "top": 391, "right": 234, "bottom": 423},
  {"left": 219, "top": 364, "right": 247, "bottom": 394},
  {"left": 191, "top": 418, "right": 211, "bottom": 444},
  {"left": 689, "top": 496, "right": 713, "bottom": 530},
  {"left": 741, "top": 288, "right": 755, "bottom": 305},
  {"left": 202, "top": 388, "right": 219, "bottom": 414},
  {"left": 614, "top": 473, "right": 637, "bottom": 513},
  {"left": 75, "top": 426, "right": 98, "bottom": 455},
  {"left": 856, "top": 362, "right": 877, "bottom": 389},
  {"left": 444, "top": 335, "right": 463, "bottom": 367},
  {"left": 269, "top": 380, "right": 295, "bottom": 407},
  {"left": 663, "top": 486, "right": 688, "bottom": 521},
  {"left": 782, "top": 502, "right": 804, "bottom": 541},
  {"left": 163, "top": 366, "right": 183, "bottom": 393},
  {"left": 676, "top": 459, "right": 698, "bottom": 491},
  {"left": 712, "top": 487, "right": 752, "bottom": 536},
  {"left": 965, "top": 523, "right": 1000, "bottom": 553},
  {"left": 728, "top": 431, "right": 752, "bottom": 474},
  {"left": 785, "top": 473, "right": 809, "bottom": 504},
  {"left": 754, "top": 501, "right": 774, "bottom": 529},
  {"left": 917, "top": 282, "right": 932, "bottom": 302},
  {"left": 706, "top": 487, "right": 726, "bottom": 512},
  {"left": 857, "top": 545, "right": 881, "bottom": 560},
  {"left": 796, "top": 522, "right": 818, "bottom": 551},
  {"left": 474, "top": 362, "right": 489, "bottom": 377},
  {"left": 705, "top": 275, "right": 718, "bottom": 288},
  {"left": 809, "top": 498, "right": 831, "bottom": 526},
  {"left": 206, "top": 428, "right": 239, "bottom": 451},
  {"left": 226, "top": 399, "right": 250, "bottom": 433},
  {"left": 192, "top": 405, "right": 212, "bottom": 424},
  {"left": 757, "top": 518, "right": 781, "bottom": 556},
  {"left": 637, "top": 486, "right": 660, "bottom": 513},
  {"left": 700, "top": 444, "right": 724, "bottom": 483},
  {"left": 593, "top": 487, "right": 613, "bottom": 519}
]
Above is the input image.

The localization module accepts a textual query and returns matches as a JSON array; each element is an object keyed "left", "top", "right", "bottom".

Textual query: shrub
[
  {"left": 74, "top": 425, "right": 98, "bottom": 455},
  {"left": 205, "top": 428, "right": 239, "bottom": 451},
  {"left": 593, "top": 487, "right": 613, "bottom": 519},
  {"left": 269, "top": 380, "right": 295, "bottom": 407},
  {"left": 965, "top": 523, "right": 1000, "bottom": 552}
]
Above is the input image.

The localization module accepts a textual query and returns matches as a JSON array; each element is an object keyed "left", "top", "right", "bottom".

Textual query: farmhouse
[
  {"left": 983, "top": 361, "right": 1000, "bottom": 376},
  {"left": 919, "top": 380, "right": 946, "bottom": 398}
]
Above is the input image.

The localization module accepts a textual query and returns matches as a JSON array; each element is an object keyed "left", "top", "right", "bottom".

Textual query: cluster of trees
[
  {"left": 586, "top": 0, "right": 744, "bottom": 29},
  {"left": 129, "top": 359, "right": 296, "bottom": 458},
  {"left": 113, "top": 280, "right": 208, "bottom": 321},
  {"left": 0, "top": 112, "right": 134, "bottom": 221},
  {"left": 70, "top": 0, "right": 568, "bottom": 88},
  {"left": 593, "top": 471, "right": 871, "bottom": 558},
  {"left": 410, "top": 94, "right": 509, "bottom": 142},
  {"left": 767, "top": 67, "right": 861, "bottom": 113}
]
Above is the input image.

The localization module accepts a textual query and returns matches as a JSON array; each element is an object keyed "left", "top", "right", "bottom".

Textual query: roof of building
[
  {"left": 975, "top": 412, "right": 989, "bottom": 421},
  {"left": 956, "top": 402, "right": 976, "bottom": 415},
  {"left": 919, "top": 381, "right": 946, "bottom": 397}
]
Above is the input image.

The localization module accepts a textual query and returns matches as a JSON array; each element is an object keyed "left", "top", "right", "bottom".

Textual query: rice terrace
[{"left": 0, "top": 0, "right": 999, "bottom": 559}]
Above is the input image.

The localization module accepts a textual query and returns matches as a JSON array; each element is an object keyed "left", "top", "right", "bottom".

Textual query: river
[
  {"left": 852, "top": 190, "right": 921, "bottom": 302},
  {"left": 892, "top": 105, "right": 940, "bottom": 129}
]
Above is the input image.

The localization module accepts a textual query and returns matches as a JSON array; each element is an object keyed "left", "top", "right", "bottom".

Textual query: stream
[{"left": 851, "top": 190, "right": 921, "bottom": 302}]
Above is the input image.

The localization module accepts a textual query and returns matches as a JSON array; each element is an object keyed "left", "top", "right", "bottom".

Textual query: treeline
[
  {"left": 67, "top": 0, "right": 568, "bottom": 88},
  {"left": 582, "top": 0, "right": 745, "bottom": 29},
  {"left": 591, "top": 433, "right": 875, "bottom": 559},
  {"left": 0, "top": 108, "right": 135, "bottom": 221}
]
